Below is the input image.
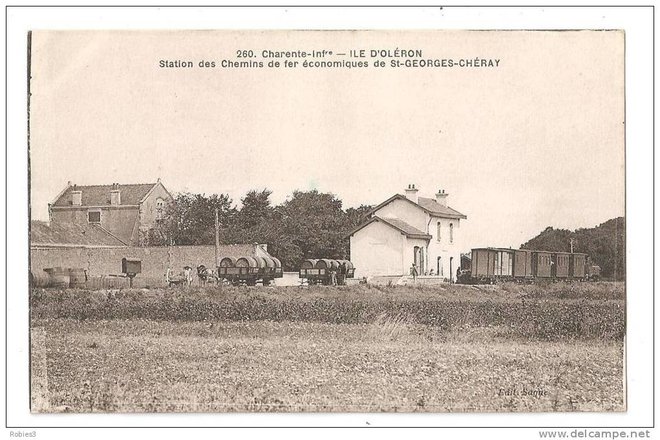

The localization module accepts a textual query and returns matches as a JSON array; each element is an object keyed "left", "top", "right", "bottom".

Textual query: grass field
[{"left": 30, "top": 282, "right": 625, "bottom": 413}]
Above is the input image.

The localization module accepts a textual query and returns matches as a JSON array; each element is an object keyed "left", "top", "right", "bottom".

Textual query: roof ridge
[
  {"left": 364, "top": 215, "right": 431, "bottom": 239},
  {"left": 377, "top": 216, "right": 427, "bottom": 233},
  {"left": 69, "top": 182, "right": 157, "bottom": 188}
]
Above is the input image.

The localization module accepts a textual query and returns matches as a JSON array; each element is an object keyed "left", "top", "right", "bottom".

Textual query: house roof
[
  {"left": 30, "top": 220, "right": 129, "bottom": 248},
  {"left": 347, "top": 216, "right": 432, "bottom": 240},
  {"left": 417, "top": 197, "right": 467, "bottom": 219},
  {"left": 368, "top": 194, "right": 467, "bottom": 219},
  {"left": 51, "top": 182, "right": 161, "bottom": 207}
]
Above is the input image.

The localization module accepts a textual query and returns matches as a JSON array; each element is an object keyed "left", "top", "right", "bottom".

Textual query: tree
[
  {"left": 224, "top": 189, "right": 303, "bottom": 268},
  {"left": 521, "top": 217, "right": 625, "bottom": 280},
  {"left": 143, "top": 188, "right": 376, "bottom": 271},
  {"left": 234, "top": 189, "right": 274, "bottom": 230},
  {"left": 345, "top": 204, "right": 373, "bottom": 229},
  {"left": 277, "top": 190, "right": 350, "bottom": 267},
  {"left": 144, "top": 192, "right": 235, "bottom": 246}
]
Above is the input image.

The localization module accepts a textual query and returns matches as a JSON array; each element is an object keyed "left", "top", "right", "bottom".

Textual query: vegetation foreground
[{"left": 30, "top": 282, "right": 625, "bottom": 413}]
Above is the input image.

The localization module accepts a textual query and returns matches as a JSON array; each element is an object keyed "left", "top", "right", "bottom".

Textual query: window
[
  {"left": 436, "top": 222, "right": 441, "bottom": 242},
  {"left": 88, "top": 211, "right": 101, "bottom": 223},
  {"left": 155, "top": 198, "right": 165, "bottom": 221},
  {"left": 449, "top": 223, "right": 454, "bottom": 243}
]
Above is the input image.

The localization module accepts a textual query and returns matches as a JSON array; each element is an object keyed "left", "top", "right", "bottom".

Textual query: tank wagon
[
  {"left": 459, "top": 247, "right": 601, "bottom": 284},
  {"left": 217, "top": 255, "right": 283, "bottom": 286},
  {"left": 299, "top": 259, "right": 355, "bottom": 285}
]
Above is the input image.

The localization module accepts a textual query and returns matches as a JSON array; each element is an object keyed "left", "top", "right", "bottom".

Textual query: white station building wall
[
  {"left": 350, "top": 220, "right": 405, "bottom": 278},
  {"left": 427, "top": 217, "right": 462, "bottom": 280}
]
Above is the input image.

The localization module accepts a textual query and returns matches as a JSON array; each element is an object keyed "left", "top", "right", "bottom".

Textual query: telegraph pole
[{"left": 215, "top": 208, "right": 220, "bottom": 268}]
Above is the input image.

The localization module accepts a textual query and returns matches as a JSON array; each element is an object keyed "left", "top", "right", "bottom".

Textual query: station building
[{"left": 348, "top": 184, "right": 466, "bottom": 281}]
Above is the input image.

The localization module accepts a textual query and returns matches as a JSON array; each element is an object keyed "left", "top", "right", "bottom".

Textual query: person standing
[
  {"left": 338, "top": 262, "right": 347, "bottom": 286},
  {"left": 183, "top": 266, "right": 193, "bottom": 287},
  {"left": 410, "top": 263, "right": 418, "bottom": 281}
]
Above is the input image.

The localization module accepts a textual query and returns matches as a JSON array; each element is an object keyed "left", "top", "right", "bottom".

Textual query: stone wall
[{"left": 30, "top": 245, "right": 263, "bottom": 288}]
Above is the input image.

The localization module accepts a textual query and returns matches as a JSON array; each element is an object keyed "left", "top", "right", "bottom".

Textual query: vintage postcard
[{"left": 28, "top": 30, "right": 625, "bottom": 413}]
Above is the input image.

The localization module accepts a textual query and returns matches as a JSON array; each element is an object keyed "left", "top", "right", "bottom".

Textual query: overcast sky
[{"left": 29, "top": 30, "right": 624, "bottom": 252}]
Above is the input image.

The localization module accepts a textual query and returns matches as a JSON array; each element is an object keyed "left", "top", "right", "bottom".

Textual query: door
[
  {"left": 413, "top": 247, "right": 422, "bottom": 274},
  {"left": 450, "top": 257, "right": 454, "bottom": 283},
  {"left": 551, "top": 254, "right": 557, "bottom": 277}
]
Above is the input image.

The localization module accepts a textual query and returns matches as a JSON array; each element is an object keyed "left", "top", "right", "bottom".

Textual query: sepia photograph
[{"left": 26, "top": 28, "right": 626, "bottom": 415}]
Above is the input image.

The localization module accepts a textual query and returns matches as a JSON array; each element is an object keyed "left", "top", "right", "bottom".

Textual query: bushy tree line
[
  {"left": 520, "top": 217, "right": 625, "bottom": 280},
  {"left": 143, "top": 189, "right": 372, "bottom": 270}
]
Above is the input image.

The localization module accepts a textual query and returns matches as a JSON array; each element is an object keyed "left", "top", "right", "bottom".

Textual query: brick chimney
[
  {"left": 404, "top": 184, "right": 419, "bottom": 204},
  {"left": 110, "top": 183, "right": 121, "bottom": 205},
  {"left": 435, "top": 189, "right": 448, "bottom": 207},
  {"left": 71, "top": 184, "right": 82, "bottom": 206}
]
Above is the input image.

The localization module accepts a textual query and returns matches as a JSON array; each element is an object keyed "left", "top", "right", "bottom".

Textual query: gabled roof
[
  {"left": 30, "top": 220, "right": 128, "bottom": 248},
  {"left": 51, "top": 182, "right": 162, "bottom": 207},
  {"left": 417, "top": 197, "right": 467, "bottom": 219},
  {"left": 368, "top": 194, "right": 467, "bottom": 219},
  {"left": 347, "top": 216, "right": 432, "bottom": 240}
]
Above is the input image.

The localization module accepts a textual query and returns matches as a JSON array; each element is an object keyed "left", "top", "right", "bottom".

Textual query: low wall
[{"left": 30, "top": 245, "right": 255, "bottom": 288}]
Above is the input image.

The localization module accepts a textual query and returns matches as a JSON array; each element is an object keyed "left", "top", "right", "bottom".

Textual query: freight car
[
  {"left": 299, "top": 259, "right": 355, "bottom": 285},
  {"left": 458, "top": 247, "right": 600, "bottom": 284},
  {"left": 217, "top": 255, "right": 283, "bottom": 286}
]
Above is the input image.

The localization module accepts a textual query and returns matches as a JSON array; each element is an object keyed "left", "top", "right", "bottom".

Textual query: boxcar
[
  {"left": 471, "top": 248, "right": 495, "bottom": 279},
  {"left": 471, "top": 248, "right": 515, "bottom": 282},
  {"left": 569, "top": 253, "right": 586, "bottom": 278},
  {"left": 532, "top": 251, "right": 553, "bottom": 278},
  {"left": 513, "top": 249, "right": 533, "bottom": 278},
  {"left": 462, "top": 247, "right": 595, "bottom": 284},
  {"left": 554, "top": 252, "right": 570, "bottom": 278}
]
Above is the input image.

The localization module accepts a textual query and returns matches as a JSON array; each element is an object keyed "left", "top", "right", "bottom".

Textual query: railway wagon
[
  {"left": 570, "top": 253, "right": 586, "bottom": 278},
  {"left": 299, "top": 259, "right": 355, "bottom": 285},
  {"left": 217, "top": 255, "right": 283, "bottom": 286},
  {"left": 533, "top": 251, "right": 553, "bottom": 278},
  {"left": 470, "top": 248, "right": 515, "bottom": 283},
  {"left": 464, "top": 247, "right": 593, "bottom": 283},
  {"left": 553, "top": 252, "right": 571, "bottom": 278},
  {"left": 513, "top": 249, "right": 533, "bottom": 278}
]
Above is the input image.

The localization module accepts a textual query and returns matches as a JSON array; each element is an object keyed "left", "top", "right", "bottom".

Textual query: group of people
[
  {"left": 166, "top": 265, "right": 218, "bottom": 287},
  {"left": 328, "top": 261, "right": 350, "bottom": 286},
  {"left": 165, "top": 266, "right": 194, "bottom": 287}
]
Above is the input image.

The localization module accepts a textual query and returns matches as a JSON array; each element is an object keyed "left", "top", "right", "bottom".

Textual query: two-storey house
[{"left": 348, "top": 184, "right": 467, "bottom": 281}]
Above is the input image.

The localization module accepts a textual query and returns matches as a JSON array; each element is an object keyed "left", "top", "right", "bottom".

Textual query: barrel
[
  {"left": 338, "top": 260, "right": 354, "bottom": 270},
  {"left": 68, "top": 268, "right": 87, "bottom": 288},
  {"left": 219, "top": 257, "right": 237, "bottom": 267},
  {"left": 236, "top": 256, "right": 259, "bottom": 268},
  {"left": 44, "top": 267, "right": 70, "bottom": 288},
  {"left": 315, "top": 259, "right": 339, "bottom": 270},
  {"left": 30, "top": 270, "right": 50, "bottom": 288},
  {"left": 260, "top": 256, "right": 275, "bottom": 268},
  {"left": 300, "top": 259, "right": 317, "bottom": 269}
]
